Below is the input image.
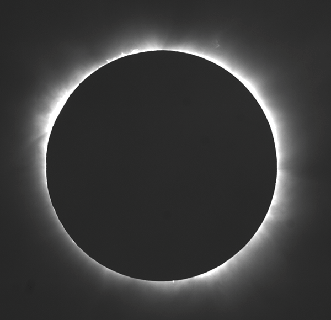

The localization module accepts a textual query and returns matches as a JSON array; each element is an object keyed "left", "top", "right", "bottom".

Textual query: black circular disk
[{"left": 46, "top": 50, "right": 277, "bottom": 281}]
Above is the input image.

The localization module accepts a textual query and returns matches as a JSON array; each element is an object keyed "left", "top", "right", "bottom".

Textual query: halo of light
[{"left": 29, "top": 33, "right": 291, "bottom": 295}]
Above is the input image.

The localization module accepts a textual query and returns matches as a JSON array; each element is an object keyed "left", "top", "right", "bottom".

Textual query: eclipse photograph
[{"left": 1, "top": 1, "right": 330, "bottom": 319}]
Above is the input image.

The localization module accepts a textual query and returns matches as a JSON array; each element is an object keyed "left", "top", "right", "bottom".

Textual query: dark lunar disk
[{"left": 46, "top": 50, "right": 277, "bottom": 281}]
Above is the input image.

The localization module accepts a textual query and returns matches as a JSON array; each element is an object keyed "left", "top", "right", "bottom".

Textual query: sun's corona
[{"left": 35, "top": 36, "right": 288, "bottom": 291}]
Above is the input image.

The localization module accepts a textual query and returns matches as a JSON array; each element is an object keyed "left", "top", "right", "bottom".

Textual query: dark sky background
[{"left": 1, "top": 0, "right": 331, "bottom": 319}]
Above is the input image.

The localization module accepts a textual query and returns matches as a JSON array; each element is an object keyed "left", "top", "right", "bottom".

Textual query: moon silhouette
[{"left": 46, "top": 51, "right": 277, "bottom": 281}]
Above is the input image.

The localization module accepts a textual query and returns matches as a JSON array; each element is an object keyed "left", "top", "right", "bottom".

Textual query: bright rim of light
[{"left": 31, "top": 35, "right": 290, "bottom": 295}]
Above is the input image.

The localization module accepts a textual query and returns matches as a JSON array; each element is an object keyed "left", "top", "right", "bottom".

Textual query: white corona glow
[{"left": 34, "top": 35, "right": 290, "bottom": 293}]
